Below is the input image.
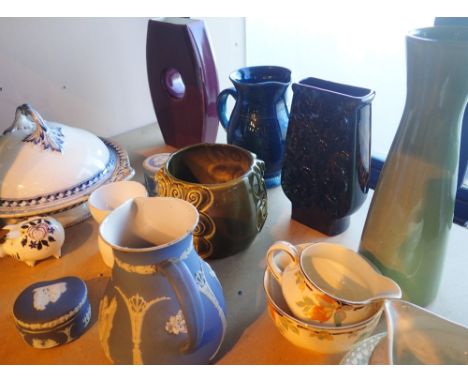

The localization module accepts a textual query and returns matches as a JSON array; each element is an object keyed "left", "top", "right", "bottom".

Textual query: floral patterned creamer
[{"left": 266, "top": 241, "right": 379, "bottom": 327}]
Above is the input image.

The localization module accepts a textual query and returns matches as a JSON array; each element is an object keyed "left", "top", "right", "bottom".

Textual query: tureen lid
[
  {"left": 0, "top": 105, "right": 134, "bottom": 224},
  {"left": 0, "top": 104, "right": 110, "bottom": 200}
]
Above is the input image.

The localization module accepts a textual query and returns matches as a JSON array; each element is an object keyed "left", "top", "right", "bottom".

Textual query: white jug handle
[{"left": 266, "top": 241, "right": 300, "bottom": 284}]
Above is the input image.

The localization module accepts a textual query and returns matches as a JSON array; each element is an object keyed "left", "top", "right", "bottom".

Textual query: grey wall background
[{"left": 0, "top": 18, "right": 245, "bottom": 137}]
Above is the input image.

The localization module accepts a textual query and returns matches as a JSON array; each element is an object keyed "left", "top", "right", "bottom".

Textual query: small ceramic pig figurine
[{"left": 0, "top": 216, "right": 65, "bottom": 267}]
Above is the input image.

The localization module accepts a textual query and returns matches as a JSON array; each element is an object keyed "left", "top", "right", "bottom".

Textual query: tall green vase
[{"left": 359, "top": 26, "right": 468, "bottom": 306}]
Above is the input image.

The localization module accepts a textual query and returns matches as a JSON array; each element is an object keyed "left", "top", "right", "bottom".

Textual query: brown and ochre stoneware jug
[{"left": 156, "top": 143, "right": 268, "bottom": 259}]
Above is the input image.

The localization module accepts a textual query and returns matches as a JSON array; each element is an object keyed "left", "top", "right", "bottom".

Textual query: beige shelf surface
[{"left": 0, "top": 123, "right": 467, "bottom": 365}]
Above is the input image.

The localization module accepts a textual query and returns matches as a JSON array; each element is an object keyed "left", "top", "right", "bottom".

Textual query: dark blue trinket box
[{"left": 13, "top": 276, "right": 91, "bottom": 349}]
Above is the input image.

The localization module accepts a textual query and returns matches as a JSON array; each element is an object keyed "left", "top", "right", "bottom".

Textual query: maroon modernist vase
[{"left": 146, "top": 18, "right": 220, "bottom": 148}]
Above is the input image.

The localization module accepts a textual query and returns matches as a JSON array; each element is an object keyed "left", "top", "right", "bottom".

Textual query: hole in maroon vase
[{"left": 162, "top": 68, "right": 186, "bottom": 99}]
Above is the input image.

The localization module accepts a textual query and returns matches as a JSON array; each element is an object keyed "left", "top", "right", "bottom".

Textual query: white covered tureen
[{"left": 0, "top": 104, "right": 134, "bottom": 227}]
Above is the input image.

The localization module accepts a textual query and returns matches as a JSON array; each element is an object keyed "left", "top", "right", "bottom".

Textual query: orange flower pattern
[
  {"left": 267, "top": 301, "right": 379, "bottom": 347},
  {"left": 294, "top": 270, "right": 350, "bottom": 326}
]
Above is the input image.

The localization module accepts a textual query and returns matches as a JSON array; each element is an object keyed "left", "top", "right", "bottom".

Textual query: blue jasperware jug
[
  {"left": 217, "top": 66, "right": 291, "bottom": 188},
  {"left": 98, "top": 197, "right": 226, "bottom": 364}
]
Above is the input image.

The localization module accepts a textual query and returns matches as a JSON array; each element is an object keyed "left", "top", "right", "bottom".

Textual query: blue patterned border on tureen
[{"left": 0, "top": 138, "right": 133, "bottom": 217}]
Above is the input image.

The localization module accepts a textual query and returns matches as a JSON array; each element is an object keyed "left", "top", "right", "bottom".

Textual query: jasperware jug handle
[
  {"left": 216, "top": 87, "right": 237, "bottom": 130},
  {"left": 266, "top": 241, "right": 301, "bottom": 284},
  {"left": 160, "top": 260, "right": 205, "bottom": 354}
]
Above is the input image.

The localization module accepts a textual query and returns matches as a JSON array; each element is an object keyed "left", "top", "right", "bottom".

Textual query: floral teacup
[
  {"left": 264, "top": 268, "right": 383, "bottom": 354},
  {"left": 266, "top": 241, "right": 379, "bottom": 327}
]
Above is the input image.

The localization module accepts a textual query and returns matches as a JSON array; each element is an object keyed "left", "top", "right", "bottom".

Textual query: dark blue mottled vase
[
  {"left": 282, "top": 78, "right": 375, "bottom": 235},
  {"left": 217, "top": 66, "right": 291, "bottom": 188},
  {"left": 98, "top": 197, "right": 226, "bottom": 364}
]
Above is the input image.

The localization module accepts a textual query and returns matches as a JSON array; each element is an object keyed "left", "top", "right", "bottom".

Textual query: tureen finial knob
[{"left": 4, "top": 104, "right": 64, "bottom": 153}]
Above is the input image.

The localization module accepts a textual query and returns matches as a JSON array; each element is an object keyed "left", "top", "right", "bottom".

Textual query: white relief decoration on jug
[
  {"left": 195, "top": 267, "right": 226, "bottom": 360},
  {"left": 114, "top": 243, "right": 193, "bottom": 275},
  {"left": 165, "top": 309, "right": 188, "bottom": 335},
  {"left": 204, "top": 261, "right": 218, "bottom": 279},
  {"left": 33, "top": 282, "right": 67, "bottom": 311},
  {"left": 82, "top": 305, "right": 92, "bottom": 327},
  {"left": 114, "top": 257, "right": 160, "bottom": 275},
  {"left": 169, "top": 242, "right": 193, "bottom": 264},
  {"left": 115, "top": 286, "right": 170, "bottom": 365},
  {"left": 99, "top": 295, "right": 118, "bottom": 362},
  {"left": 32, "top": 338, "right": 59, "bottom": 349}
]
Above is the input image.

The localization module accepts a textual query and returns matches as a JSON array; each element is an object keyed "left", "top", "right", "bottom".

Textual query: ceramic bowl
[
  {"left": 89, "top": 181, "right": 147, "bottom": 268},
  {"left": 384, "top": 300, "right": 468, "bottom": 364},
  {"left": 0, "top": 104, "right": 134, "bottom": 227},
  {"left": 88, "top": 181, "right": 148, "bottom": 224},
  {"left": 264, "top": 268, "right": 383, "bottom": 355},
  {"left": 156, "top": 143, "right": 268, "bottom": 259}
]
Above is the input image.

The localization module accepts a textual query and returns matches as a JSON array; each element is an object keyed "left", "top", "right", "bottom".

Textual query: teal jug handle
[
  {"left": 252, "top": 158, "right": 268, "bottom": 232},
  {"left": 283, "top": 94, "right": 290, "bottom": 118},
  {"left": 160, "top": 260, "right": 205, "bottom": 354},
  {"left": 217, "top": 87, "right": 237, "bottom": 130}
]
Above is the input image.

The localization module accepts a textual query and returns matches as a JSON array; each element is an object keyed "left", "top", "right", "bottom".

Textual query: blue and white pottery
[
  {"left": 217, "top": 66, "right": 291, "bottom": 188},
  {"left": 0, "top": 104, "right": 134, "bottom": 227},
  {"left": 0, "top": 216, "right": 65, "bottom": 267},
  {"left": 13, "top": 276, "right": 91, "bottom": 348},
  {"left": 142, "top": 153, "right": 171, "bottom": 196},
  {"left": 98, "top": 197, "right": 227, "bottom": 364}
]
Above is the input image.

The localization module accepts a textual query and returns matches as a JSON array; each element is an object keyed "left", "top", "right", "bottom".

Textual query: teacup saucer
[{"left": 340, "top": 332, "right": 387, "bottom": 365}]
